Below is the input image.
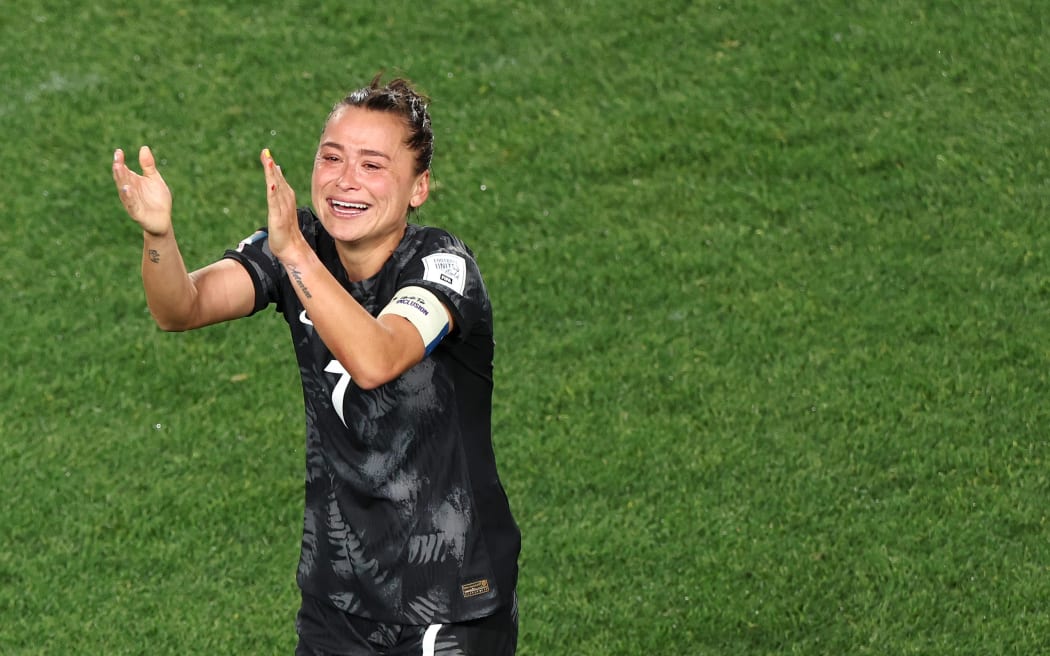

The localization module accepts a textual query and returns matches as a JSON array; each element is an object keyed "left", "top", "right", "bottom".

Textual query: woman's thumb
[{"left": 139, "top": 145, "right": 158, "bottom": 175}]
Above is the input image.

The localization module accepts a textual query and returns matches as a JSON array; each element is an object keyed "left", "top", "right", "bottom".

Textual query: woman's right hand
[{"left": 113, "top": 146, "right": 174, "bottom": 237}]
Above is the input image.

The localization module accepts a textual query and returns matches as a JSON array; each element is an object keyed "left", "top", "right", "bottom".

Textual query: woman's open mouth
[{"left": 329, "top": 199, "right": 369, "bottom": 217}]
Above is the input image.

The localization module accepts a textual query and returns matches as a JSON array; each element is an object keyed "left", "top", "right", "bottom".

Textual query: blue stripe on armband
[{"left": 424, "top": 322, "right": 451, "bottom": 356}]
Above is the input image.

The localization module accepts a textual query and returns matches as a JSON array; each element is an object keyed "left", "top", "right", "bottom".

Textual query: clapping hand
[{"left": 112, "top": 146, "right": 173, "bottom": 237}]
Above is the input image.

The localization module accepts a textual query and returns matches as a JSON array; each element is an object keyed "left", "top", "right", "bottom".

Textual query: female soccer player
[{"left": 113, "top": 75, "right": 520, "bottom": 655}]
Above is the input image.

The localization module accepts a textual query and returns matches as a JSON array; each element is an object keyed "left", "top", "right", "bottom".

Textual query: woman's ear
[{"left": 410, "top": 170, "right": 431, "bottom": 209}]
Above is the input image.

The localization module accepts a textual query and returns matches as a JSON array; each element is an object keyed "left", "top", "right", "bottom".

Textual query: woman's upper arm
[{"left": 185, "top": 259, "right": 258, "bottom": 329}]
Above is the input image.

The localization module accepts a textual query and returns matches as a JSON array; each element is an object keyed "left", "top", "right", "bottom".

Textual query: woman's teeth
[{"left": 332, "top": 200, "right": 367, "bottom": 211}]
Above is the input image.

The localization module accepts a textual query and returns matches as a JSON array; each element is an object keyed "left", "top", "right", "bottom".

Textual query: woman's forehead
[{"left": 321, "top": 107, "right": 408, "bottom": 150}]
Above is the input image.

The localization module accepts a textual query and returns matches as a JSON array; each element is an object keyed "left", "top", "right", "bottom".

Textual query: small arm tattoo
[
  {"left": 289, "top": 265, "right": 312, "bottom": 299},
  {"left": 148, "top": 249, "right": 161, "bottom": 263}
]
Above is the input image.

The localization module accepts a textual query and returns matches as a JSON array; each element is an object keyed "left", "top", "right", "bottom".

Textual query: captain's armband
[{"left": 378, "top": 286, "right": 451, "bottom": 356}]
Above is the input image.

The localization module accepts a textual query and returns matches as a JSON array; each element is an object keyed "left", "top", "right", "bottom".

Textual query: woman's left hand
[{"left": 261, "top": 148, "right": 305, "bottom": 261}]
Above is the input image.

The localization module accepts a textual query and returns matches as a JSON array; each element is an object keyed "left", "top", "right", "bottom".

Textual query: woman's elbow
[
  {"left": 350, "top": 371, "right": 395, "bottom": 391},
  {"left": 150, "top": 309, "right": 195, "bottom": 332},
  {"left": 341, "top": 357, "right": 415, "bottom": 391},
  {"left": 154, "top": 318, "right": 191, "bottom": 332}
]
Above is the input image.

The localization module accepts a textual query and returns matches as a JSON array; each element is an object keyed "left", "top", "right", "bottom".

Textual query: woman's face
[{"left": 311, "top": 106, "right": 429, "bottom": 248}]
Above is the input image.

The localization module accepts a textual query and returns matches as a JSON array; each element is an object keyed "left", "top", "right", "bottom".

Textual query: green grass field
[{"left": 2, "top": 1, "right": 1048, "bottom": 653}]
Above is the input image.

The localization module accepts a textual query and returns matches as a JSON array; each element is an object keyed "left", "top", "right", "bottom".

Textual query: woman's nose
[{"left": 336, "top": 165, "right": 358, "bottom": 189}]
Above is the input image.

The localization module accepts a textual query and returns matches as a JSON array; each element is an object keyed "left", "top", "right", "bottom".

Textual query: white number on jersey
[{"left": 324, "top": 359, "right": 351, "bottom": 427}]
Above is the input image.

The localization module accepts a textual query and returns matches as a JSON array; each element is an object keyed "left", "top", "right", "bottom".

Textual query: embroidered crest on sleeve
[{"left": 422, "top": 253, "right": 467, "bottom": 295}]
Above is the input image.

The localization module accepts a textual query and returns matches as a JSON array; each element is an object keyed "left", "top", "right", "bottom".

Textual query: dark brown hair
[{"left": 328, "top": 73, "right": 434, "bottom": 175}]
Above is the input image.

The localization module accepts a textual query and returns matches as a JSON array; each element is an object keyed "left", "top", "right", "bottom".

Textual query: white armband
[{"left": 378, "top": 286, "right": 451, "bottom": 356}]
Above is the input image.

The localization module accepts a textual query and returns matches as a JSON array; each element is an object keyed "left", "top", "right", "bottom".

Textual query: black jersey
[{"left": 224, "top": 209, "right": 519, "bottom": 625}]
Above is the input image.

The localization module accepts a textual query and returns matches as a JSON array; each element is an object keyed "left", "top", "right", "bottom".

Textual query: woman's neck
[{"left": 335, "top": 224, "right": 408, "bottom": 282}]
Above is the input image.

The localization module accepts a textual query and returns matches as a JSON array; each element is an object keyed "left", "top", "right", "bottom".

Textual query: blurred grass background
[{"left": 1, "top": 0, "right": 1048, "bottom": 653}]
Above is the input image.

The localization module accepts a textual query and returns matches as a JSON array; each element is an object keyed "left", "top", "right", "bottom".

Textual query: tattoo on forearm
[
  {"left": 148, "top": 249, "right": 161, "bottom": 264},
  {"left": 289, "top": 265, "right": 312, "bottom": 299}
]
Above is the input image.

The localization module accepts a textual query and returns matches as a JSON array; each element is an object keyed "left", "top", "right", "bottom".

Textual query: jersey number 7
[{"left": 324, "top": 359, "right": 351, "bottom": 427}]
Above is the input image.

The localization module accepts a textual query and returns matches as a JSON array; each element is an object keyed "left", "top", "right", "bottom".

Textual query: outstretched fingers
[
  {"left": 259, "top": 148, "right": 301, "bottom": 258},
  {"left": 111, "top": 145, "right": 173, "bottom": 235},
  {"left": 261, "top": 147, "right": 289, "bottom": 192},
  {"left": 261, "top": 147, "right": 295, "bottom": 208},
  {"left": 112, "top": 148, "right": 139, "bottom": 211},
  {"left": 112, "top": 148, "right": 130, "bottom": 191}
]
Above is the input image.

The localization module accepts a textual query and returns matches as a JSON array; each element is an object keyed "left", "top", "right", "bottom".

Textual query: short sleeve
[
  {"left": 397, "top": 231, "right": 490, "bottom": 342},
  {"left": 222, "top": 227, "right": 279, "bottom": 315}
]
